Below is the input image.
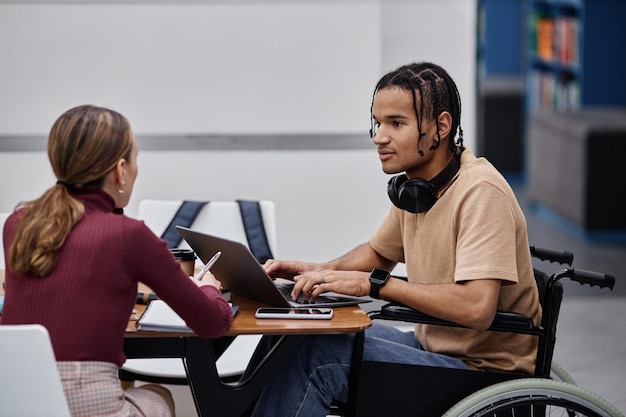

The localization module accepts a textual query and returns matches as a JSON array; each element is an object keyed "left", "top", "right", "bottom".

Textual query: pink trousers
[{"left": 57, "top": 361, "right": 173, "bottom": 417}]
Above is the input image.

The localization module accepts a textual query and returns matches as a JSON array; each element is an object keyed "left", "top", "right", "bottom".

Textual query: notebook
[
  {"left": 176, "top": 226, "right": 370, "bottom": 308},
  {"left": 136, "top": 299, "right": 239, "bottom": 332}
]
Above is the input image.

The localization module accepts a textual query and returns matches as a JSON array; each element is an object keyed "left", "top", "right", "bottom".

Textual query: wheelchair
[{"left": 334, "top": 246, "right": 622, "bottom": 417}]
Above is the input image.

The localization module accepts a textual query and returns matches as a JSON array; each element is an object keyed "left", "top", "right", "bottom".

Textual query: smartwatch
[{"left": 369, "top": 268, "right": 390, "bottom": 299}]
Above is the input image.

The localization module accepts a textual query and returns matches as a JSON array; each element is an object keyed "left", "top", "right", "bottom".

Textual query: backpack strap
[
  {"left": 161, "top": 200, "right": 208, "bottom": 248},
  {"left": 237, "top": 200, "right": 274, "bottom": 264}
]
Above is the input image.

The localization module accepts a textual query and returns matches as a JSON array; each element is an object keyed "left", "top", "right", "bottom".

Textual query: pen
[{"left": 195, "top": 251, "right": 221, "bottom": 280}]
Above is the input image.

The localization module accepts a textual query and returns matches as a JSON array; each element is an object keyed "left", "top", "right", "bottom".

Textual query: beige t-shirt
[{"left": 370, "top": 148, "right": 541, "bottom": 374}]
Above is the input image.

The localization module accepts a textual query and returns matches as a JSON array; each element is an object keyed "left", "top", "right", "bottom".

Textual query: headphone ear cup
[
  {"left": 388, "top": 175, "right": 435, "bottom": 214},
  {"left": 398, "top": 178, "right": 435, "bottom": 213},
  {"left": 387, "top": 175, "right": 407, "bottom": 208},
  {"left": 386, "top": 151, "right": 462, "bottom": 214}
]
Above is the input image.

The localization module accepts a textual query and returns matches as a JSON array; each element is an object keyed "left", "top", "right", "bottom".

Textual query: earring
[{"left": 118, "top": 181, "right": 126, "bottom": 194}]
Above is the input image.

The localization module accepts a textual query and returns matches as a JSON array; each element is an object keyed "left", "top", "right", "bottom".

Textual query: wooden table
[
  {"left": 126, "top": 293, "right": 372, "bottom": 417},
  {"left": 127, "top": 293, "right": 371, "bottom": 337}
]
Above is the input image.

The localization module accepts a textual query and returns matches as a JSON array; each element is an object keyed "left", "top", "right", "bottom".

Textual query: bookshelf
[
  {"left": 525, "top": 0, "right": 626, "bottom": 113},
  {"left": 525, "top": 0, "right": 626, "bottom": 234},
  {"left": 476, "top": 0, "right": 625, "bottom": 178}
]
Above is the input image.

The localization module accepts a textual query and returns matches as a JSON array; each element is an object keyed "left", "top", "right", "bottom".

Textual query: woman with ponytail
[{"left": 2, "top": 105, "right": 233, "bottom": 417}]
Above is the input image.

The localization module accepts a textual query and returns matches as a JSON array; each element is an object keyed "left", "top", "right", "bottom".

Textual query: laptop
[{"left": 176, "top": 226, "right": 370, "bottom": 308}]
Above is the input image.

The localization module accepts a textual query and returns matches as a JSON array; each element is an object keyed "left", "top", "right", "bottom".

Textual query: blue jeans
[{"left": 248, "top": 323, "right": 468, "bottom": 417}]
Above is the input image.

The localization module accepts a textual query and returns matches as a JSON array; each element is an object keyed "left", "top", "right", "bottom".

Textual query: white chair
[
  {"left": 120, "top": 200, "right": 276, "bottom": 386},
  {"left": 0, "top": 324, "right": 71, "bottom": 417},
  {"left": 1, "top": 212, "right": 11, "bottom": 270}
]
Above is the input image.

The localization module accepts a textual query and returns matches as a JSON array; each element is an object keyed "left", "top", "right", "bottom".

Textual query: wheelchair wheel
[
  {"left": 551, "top": 361, "right": 576, "bottom": 384},
  {"left": 443, "top": 378, "right": 624, "bottom": 417}
]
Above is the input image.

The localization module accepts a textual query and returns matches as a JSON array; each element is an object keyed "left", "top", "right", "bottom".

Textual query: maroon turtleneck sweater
[{"left": 2, "top": 189, "right": 233, "bottom": 366}]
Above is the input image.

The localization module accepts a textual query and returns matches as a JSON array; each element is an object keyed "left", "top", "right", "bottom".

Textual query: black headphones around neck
[{"left": 387, "top": 148, "right": 462, "bottom": 214}]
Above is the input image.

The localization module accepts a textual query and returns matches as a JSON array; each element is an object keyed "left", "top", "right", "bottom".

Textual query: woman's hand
[{"left": 191, "top": 271, "right": 222, "bottom": 292}]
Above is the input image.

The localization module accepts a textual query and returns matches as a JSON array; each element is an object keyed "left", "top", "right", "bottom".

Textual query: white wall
[
  {"left": 0, "top": 1, "right": 380, "bottom": 135},
  {"left": 382, "top": 0, "right": 477, "bottom": 145},
  {"left": 0, "top": 149, "right": 390, "bottom": 262},
  {"left": 0, "top": 0, "right": 476, "bottom": 264}
]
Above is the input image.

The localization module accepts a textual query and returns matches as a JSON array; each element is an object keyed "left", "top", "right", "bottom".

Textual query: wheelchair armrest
[{"left": 370, "top": 303, "right": 543, "bottom": 335}]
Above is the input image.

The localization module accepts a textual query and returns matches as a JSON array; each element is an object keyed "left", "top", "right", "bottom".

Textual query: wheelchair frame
[{"left": 338, "top": 247, "right": 621, "bottom": 417}]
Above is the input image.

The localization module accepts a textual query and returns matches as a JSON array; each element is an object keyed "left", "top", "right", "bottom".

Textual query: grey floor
[{"left": 159, "top": 182, "right": 626, "bottom": 417}]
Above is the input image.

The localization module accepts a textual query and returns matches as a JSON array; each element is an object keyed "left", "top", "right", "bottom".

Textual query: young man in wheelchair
[{"left": 253, "top": 62, "right": 541, "bottom": 417}]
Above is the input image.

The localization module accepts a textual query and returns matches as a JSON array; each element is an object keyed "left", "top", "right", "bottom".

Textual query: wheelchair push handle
[
  {"left": 553, "top": 268, "right": 616, "bottom": 291},
  {"left": 530, "top": 246, "right": 574, "bottom": 266}
]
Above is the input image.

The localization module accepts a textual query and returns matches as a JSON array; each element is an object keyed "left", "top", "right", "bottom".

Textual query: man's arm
[
  {"left": 325, "top": 242, "right": 396, "bottom": 272},
  {"left": 263, "top": 242, "right": 396, "bottom": 279},
  {"left": 295, "top": 260, "right": 502, "bottom": 331},
  {"left": 380, "top": 277, "right": 502, "bottom": 331},
  {"left": 280, "top": 244, "right": 502, "bottom": 331}
]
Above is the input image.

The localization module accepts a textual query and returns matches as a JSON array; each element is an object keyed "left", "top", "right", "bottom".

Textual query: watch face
[{"left": 371, "top": 268, "right": 389, "bottom": 282}]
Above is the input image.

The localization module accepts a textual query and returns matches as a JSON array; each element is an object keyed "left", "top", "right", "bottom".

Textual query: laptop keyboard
[{"left": 275, "top": 281, "right": 337, "bottom": 305}]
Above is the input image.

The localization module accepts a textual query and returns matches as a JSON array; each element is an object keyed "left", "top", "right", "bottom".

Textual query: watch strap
[{"left": 369, "top": 268, "right": 390, "bottom": 299}]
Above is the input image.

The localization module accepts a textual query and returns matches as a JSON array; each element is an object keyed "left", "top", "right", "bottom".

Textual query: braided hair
[{"left": 370, "top": 62, "right": 464, "bottom": 156}]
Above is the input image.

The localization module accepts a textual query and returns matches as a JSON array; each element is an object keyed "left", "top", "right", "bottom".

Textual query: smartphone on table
[{"left": 255, "top": 307, "right": 334, "bottom": 320}]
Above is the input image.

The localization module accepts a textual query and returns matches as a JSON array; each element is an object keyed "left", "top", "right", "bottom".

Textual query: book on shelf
[
  {"left": 536, "top": 16, "right": 555, "bottom": 61},
  {"left": 136, "top": 299, "right": 238, "bottom": 332},
  {"left": 555, "top": 17, "right": 579, "bottom": 66},
  {"left": 528, "top": 6, "right": 581, "bottom": 67},
  {"left": 528, "top": 69, "right": 580, "bottom": 112}
]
